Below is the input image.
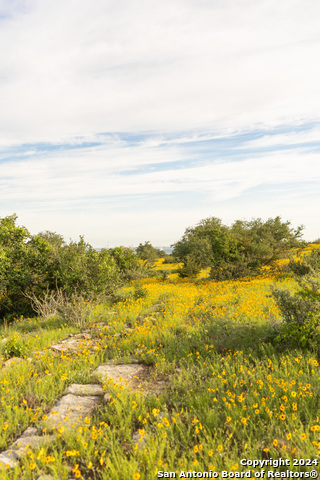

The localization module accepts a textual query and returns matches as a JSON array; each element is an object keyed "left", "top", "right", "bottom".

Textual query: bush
[
  {"left": 133, "top": 286, "right": 148, "bottom": 300},
  {"left": 0, "top": 215, "right": 138, "bottom": 320},
  {"left": 271, "top": 246, "right": 320, "bottom": 350},
  {"left": 135, "top": 241, "right": 166, "bottom": 262},
  {"left": 172, "top": 216, "right": 305, "bottom": 280},
  {"left": 274, "top": 313, "right": 320, "bottom": 351},
  {"left": 2, "top": 333, "right": 29, "bottom": 358},
  {"left": 23, "top": 289, "right": 60, "bottom": 319},
  {"left": 270, "top": 287, "right": 318, "bottom": 325},
  {"left": 26, "top": 289, "right": 101, "bottom": 328},
  {"left": 54, "top": 292, "right": 99, "bottom": 329}
]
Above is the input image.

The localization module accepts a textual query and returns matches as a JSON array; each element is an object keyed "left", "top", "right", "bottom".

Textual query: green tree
[
  {"left": 0, "top": 214, "right": 34, "bottom": 316},
  {"left": 136, "top": 241, "right": 166, "bottom": 262},
  {"left": 0, "top": 215, "right": 123, "bottom": 319},
  {"left": 172, "top": 216, "right": 305, "bottom": 280},
  {"left": 109, "top": 246, "right": 150, "bottom": 280}
]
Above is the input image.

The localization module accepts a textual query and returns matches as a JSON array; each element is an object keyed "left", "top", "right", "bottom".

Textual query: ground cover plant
[
  {"left": 0, "top": 244, "right": 319, "bottom": 479},
  {"left": 0, "top": 214, "right": 319, "bottom": 479}
]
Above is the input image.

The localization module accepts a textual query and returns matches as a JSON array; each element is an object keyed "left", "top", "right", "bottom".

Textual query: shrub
[
  {"left": 2, "top": 333, "right": 29, "bottom": 358},
  {"left": 271, "top": 246, "right": 320, "bottom": 350},
  {"left": 135, "top": 241, "right": 166, "bottom": 262},
  {"left": 133, "top": 286, "right": 148, "bottom": 300},
  {"left": 0, "top": 215, "right": 129, "bottom": 319},
  {"left": 25, "top": 289, "right": 100, "bottom": 329},
  {"left": 270, "top": 287, "right": 318, "bottom": 325},
  {"left": 23, "top": 289, "right": 60, "bottom": 319},
  {"left": 55, "top": 293, "right": 99, "bottom": 329},
  {"left": 172, "top": 216, "right": 305, "bottom": 280},
  {"left": 274, "top": 313, "right": 320, "bottom": 351}
]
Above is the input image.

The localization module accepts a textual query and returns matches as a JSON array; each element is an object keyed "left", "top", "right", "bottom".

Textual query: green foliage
[
  {"left": 133, "top": 286, "right": 148, "bottom": 300},
  {"left": 51, "top": 238, "right": 121, "bottom": 296},
  {"left": 2, "top": 333, "right": 29, "bottom": 358},
  {"left": 272, "top": 247, "right": 320, "bottom": 323},
  {"left": 172, "top": 216, "right": 305, "bottom": 280},
  {"left": 162, "top": 254, "right": 176, "bottom": 263},
  {"left": 288, "top": 248, "right": 320, "bottom": 277},
  {"left": 272, "top": 247, "right": 320, "bottom": 351},
  {"left": 274, "top": 313, "right": 320, "bottom": 351},
  {"left": 109, "top": 246, "right": 152, "bottom": 280},
  {"left": 271, "top": 287, "right": 318, "bottom": 325},
  {"left": 135, "top": 241, "right": 166, "bottom": 262},
  {"left": 0, "top": 215, "right": 145, "bottom": 320},
  {"left": 178, "top": 254, "right": 203, "bottom": 277}
]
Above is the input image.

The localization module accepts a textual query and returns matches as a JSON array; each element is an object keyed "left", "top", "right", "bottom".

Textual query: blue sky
[{"left": 0, "top": 0, "right": 319, "bottom": 246}]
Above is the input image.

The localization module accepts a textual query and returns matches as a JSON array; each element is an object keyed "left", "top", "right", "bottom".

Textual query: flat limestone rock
[
  {"left": 132, "top": 430, "right": 146, "bottom": 446},
  {"left": 51, "top": 340, "right": 83, "bottom": 353},
  {"left": 3, "top": 357, "right": 25, "bottom": 368},
  {"left": 20, "top": 426, "right": 40, "bottom": 437},
  {"left": 0, "top": 435, "right": 54, "bottom": 470},
  {"left": 0, "top": 451, "right": 19, "bottom": 469},
  {"left": 50, "top": 333, "right": 92, "bottom": 353},
  {"left": 93, "top": 363, "right": 149, "bottom": 389},
  {"left": 10, "top": 435, "right": 54, "bottom": 452},
  {"left": 44, "top": 394, "right": 102, "bottom": 429},
  {"left": 65, "top": 384, "right": 104, "bottom": 396}
]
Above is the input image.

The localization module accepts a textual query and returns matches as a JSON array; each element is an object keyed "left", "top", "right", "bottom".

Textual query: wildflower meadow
[{"left": 0, "top": 244, "right": 319, "bottom": 479}]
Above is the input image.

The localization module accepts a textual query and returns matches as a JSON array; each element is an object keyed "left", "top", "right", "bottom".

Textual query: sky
[{"left": 0, "top": 0, "right": 319, "bottom": 247}]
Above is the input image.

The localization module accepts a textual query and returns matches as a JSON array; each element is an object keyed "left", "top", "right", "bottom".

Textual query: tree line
[{"left": 0, "top": 213, "right": 310, "bottom": 320}]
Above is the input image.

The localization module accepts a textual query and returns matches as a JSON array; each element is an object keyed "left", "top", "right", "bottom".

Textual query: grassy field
[{"left": 0, "top": 252, "right": 319, "bottom": 479}]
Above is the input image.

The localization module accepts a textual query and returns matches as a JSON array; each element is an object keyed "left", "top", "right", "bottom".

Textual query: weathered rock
[
  {"left": 44, "top": 394, "right": 102, "bottom": 429},
  {"left": 3, "top": 357, "right": 25, "bottom": 368},
  {"left": 10, "top": 434, "right": 54, "bottom": 452},
  {"left": 71, "top": 333, "right": 91, "bottom": 340},
  {"left": 50, "top": 334, "right": 91, "bottom": 353},
  {"left": 65, "top": 384, "right": 104, "bottom": 396},
  {"left": 93, "top": 363, "right": 149, "bottom": 389},
  {"left": 132, "top": 429, "right": 148, "bottom": 449},
  {"left": 0, "top": 450, "right": 19, "bottom": 468},
  {"left": 103, "top": 393, "right": 111, "bottom": 404},
  {"left": 20, "top": 426, "right": 40, "bottom": 437},
  {"left": 94, "top": 362, "right": 168, "bottom": 394}
]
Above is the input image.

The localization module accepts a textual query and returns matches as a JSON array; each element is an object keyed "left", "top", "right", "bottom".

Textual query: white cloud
[
  {"left": 240, "top": 127, "right": 320, "bottom": 149},
  {"left": 0, "top": 0, "right": 319, "bottom": 245},
  {"left": 0, "top": 140, "right": 318, "bottom": 204},
  {"left": 1, "top": 0, "right": 320, "bottom": 143}
]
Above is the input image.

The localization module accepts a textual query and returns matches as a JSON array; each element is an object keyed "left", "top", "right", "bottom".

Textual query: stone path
[
  {"left": 0, "top": 360, "right": 165, "bottom": 470},
  {"left": 43, "top": 384, "right": 109, "bottom": 428},
  {"left": 0, "top": 308, "right": 167, "bottom": 475},
  {"left": 94, "top": 363, "right": 167, "bottom": 394},
  {"left": 0, "top": 429, "right": 54, "bottom": 469},
  {"left": 50, "top": 333, "right": 93, "bottom": 354}
]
